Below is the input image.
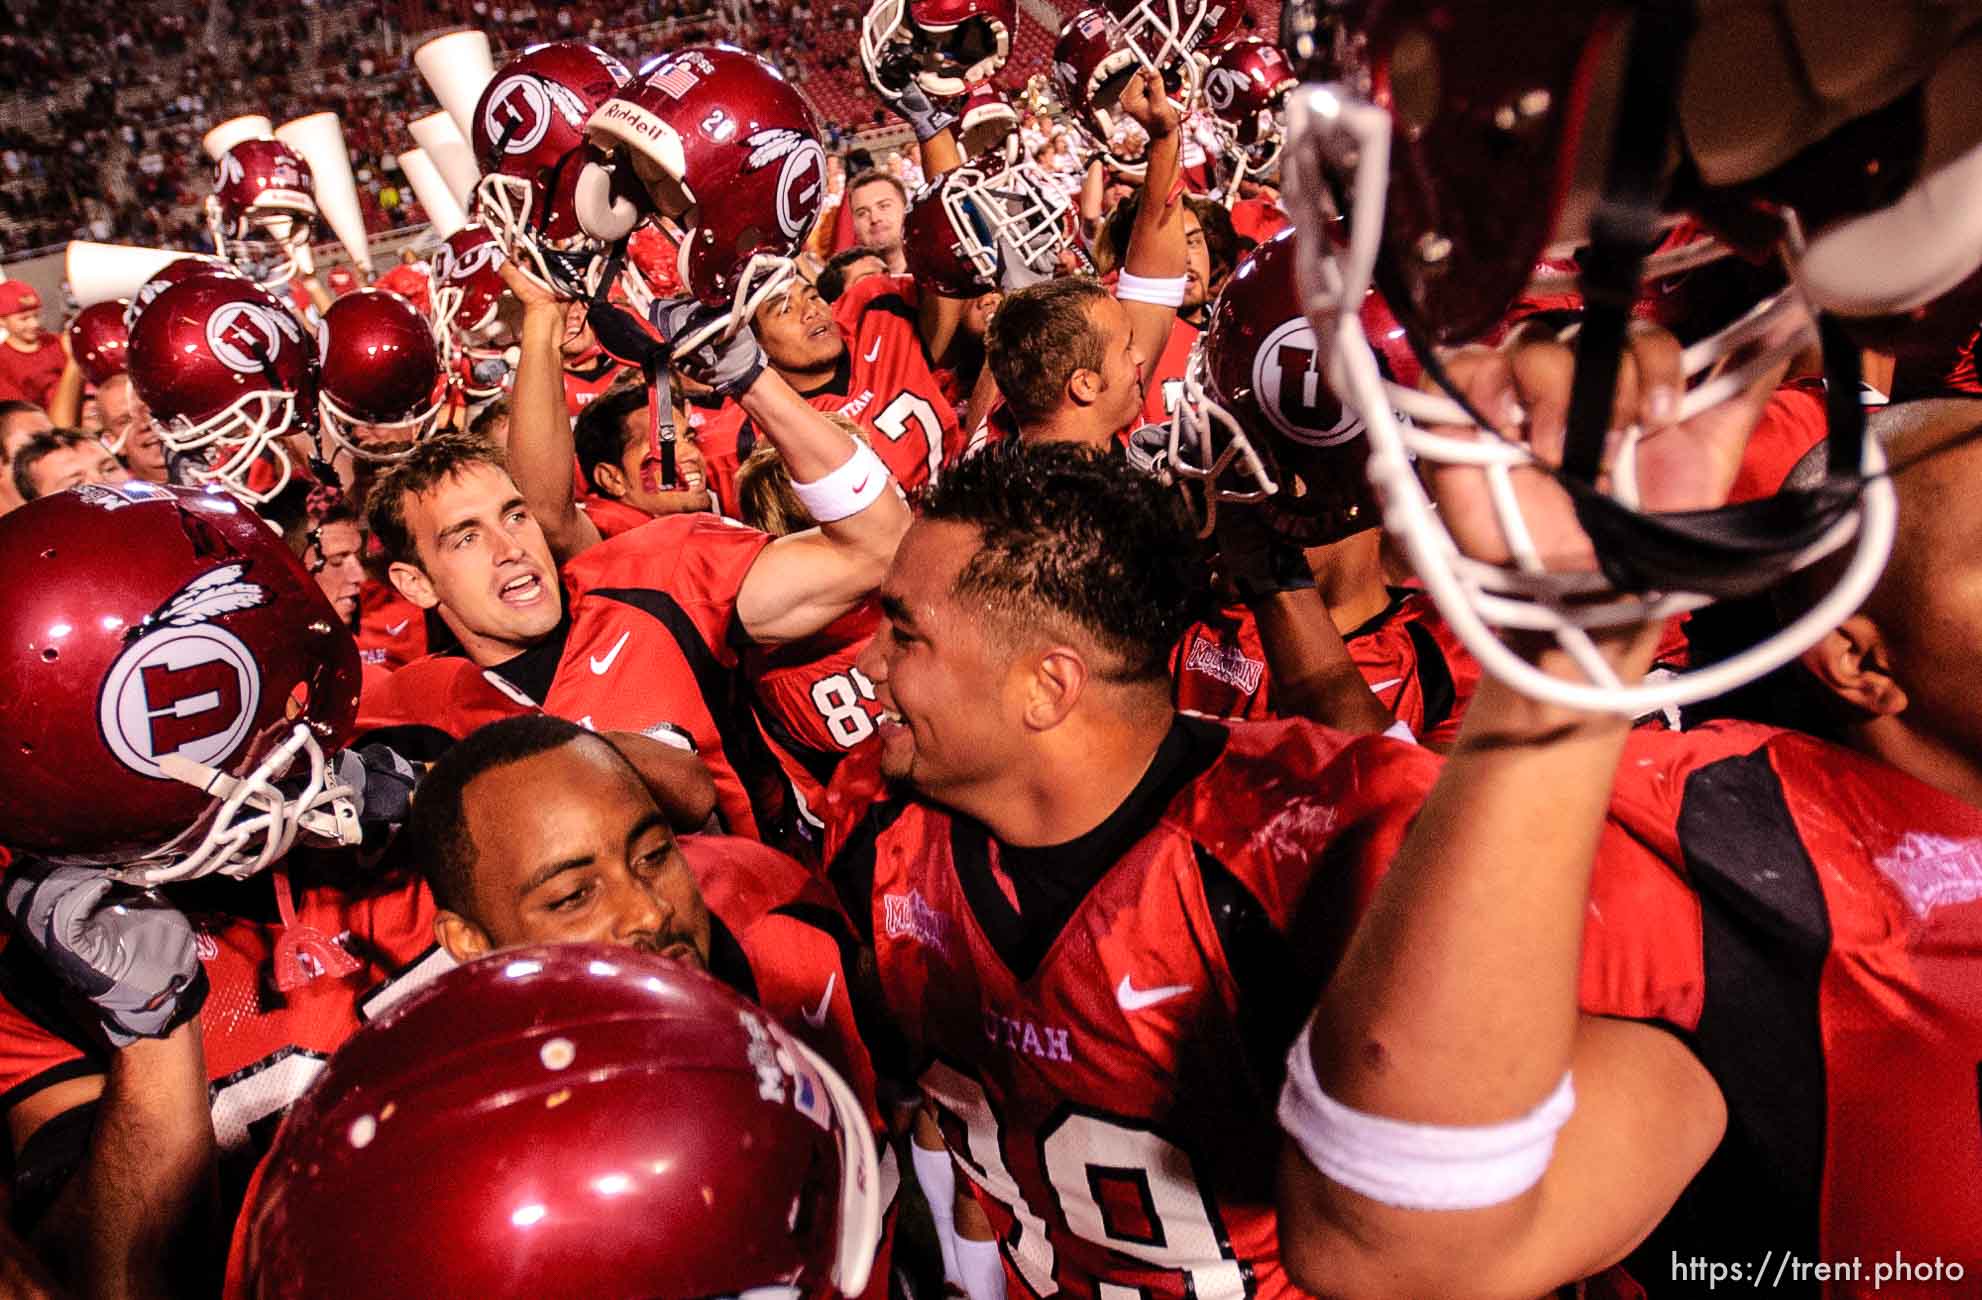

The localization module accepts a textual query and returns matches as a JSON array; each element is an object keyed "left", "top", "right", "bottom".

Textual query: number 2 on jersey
[{"left": 921, "top": 1061, "right": 1249, "bottom": 1300}]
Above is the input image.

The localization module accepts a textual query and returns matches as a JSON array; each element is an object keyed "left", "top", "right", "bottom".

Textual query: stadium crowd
[{"left": 1, "top": 2, "right": 1981, "bottom": 1299}]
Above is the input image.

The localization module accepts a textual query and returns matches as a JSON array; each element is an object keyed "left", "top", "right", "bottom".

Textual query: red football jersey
[
  {"left": 822, "top": 716, "right": 1441, "bottom": 1300},
  {"left": 1584, "top": 723, "right": 1982, "bottom": 1296},
  {"left": 1170, "top": 593, "right": 1480, "bottom": 744},
  {"left": 354, "top": 578, "right": 428, "bottom": 671},
  {"left": 357, "top": 514, "right": 801, "bottom": 846},
  {"left": 832, "top": 273, "right": 966, "bottom": 492},
  {"left": 0, "top": 336, "right": 64, "bottom": 408},
  {"left": 576, "top": 492, "right": 659, "bottom": 539},
  {"left": 562, "top": 348, "right": 629, "bottom": 417},
  {"left": 744, "top": 602, "right": 885, "bottom": 828},
  {"left": 0, "top": 872, "right": 440, "bottom": 1214}
]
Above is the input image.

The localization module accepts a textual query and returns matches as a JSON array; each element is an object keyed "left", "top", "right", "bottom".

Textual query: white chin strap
[
  {"left": 95, "top": 724, "right": 360, "bottom": 887},
  {"left": 1282, "top": 82, "right": 1898, "bottom": 717}
]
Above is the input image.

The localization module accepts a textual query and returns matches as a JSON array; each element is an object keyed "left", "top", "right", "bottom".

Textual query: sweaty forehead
[
  {"left": 462, "top": 740, "right": 654, "bottom": 876},
  {"left": 885, "top": 520, "right": 980, "bottom": 618}
]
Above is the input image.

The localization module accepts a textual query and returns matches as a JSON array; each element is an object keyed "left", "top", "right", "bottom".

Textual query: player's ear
[
  {"left": 595, "top": 461, "right": 629, "bottom": 500},
  {"left": 1024, "top": 645, "right": 1088, "bottom": 731},
  {"left": 1068, "top": 365, "right": 1101, "bottom": 407},
  {"left": 434, "top": 910, "right": 493, "bottom": 965},
  {"left": 1801, "top": 613, "right": 1906, "bottom": 717},
  {"left": 388, "top": 559, "right": 439, "bottom": 611}
]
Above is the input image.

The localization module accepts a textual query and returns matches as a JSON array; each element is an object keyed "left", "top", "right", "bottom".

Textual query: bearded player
[{"left": 821, "top": 440, "right": 1440, "bottom": 1300}]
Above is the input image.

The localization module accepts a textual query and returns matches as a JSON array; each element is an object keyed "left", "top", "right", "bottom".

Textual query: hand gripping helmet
[
  {"left": 1052, "top": 9, "right": 1172, "bottom": 176},
  {"left": 586, "top": 46, "right": 828, "bottom": 353},
  {"left": 67, "top": 300, "right": 131, "bottom": 387},
  {"left": 0, "top": 483, "right": 361, "bottom": 885},
  {"left": 1134, "top": 228, "right": 1408, "bottom": 542},
  {"left": 903, "top": 151, "right": 1074, "bottom": 296},
  {"left": 1100, "top": 0, "right": 1241, "bottom": 105},
  {"left": 127, "top": 276, "right": 317, "bottom": 504},
  {"left": 471, "top": 41, "right": 635, "bottom": 299},
  {"left": 860, "top": 0, "right": 1017, "bottom": 101},
  {"left": 1274, "top": 0, "right": 1926, "bottom": 714},
  {"left": 207, "top": 139, "right": 320, "bottom": 287},
  {"left": 316, "top": 289, "right": 446, "bottom": 463},
  {"left": 241, "top": 945, "right": 883, "bottom": 1300},
  {"left": 126, "top": 255, "right": 242, "bottom": 331},
  {"left": 1202, "top": 39, "right": 1296, "bottom": 178}
]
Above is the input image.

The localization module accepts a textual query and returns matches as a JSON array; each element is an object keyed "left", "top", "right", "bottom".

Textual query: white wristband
[
  {"left": 1116, "top": 272, "right": 1188, "bottom": 308},
  {"left": 791, "top": 441, "right": 890, "bottom": 524},
  {"left": 1277, "top": 1018, "right": 1575, "bottom": 1211}
]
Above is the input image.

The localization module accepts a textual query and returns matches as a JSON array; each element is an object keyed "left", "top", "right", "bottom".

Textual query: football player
[
  {"left": 822, "top": 439, "right": 1441, "bottom": 1300},
  {"left": 354, "top": 291, "right": 911, "bottom": 849},
  {"left": 403, "top": 713, "right": 878, "bottom": 1132}
]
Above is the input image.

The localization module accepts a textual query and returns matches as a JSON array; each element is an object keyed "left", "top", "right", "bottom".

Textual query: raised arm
[
  {"left": 498, "top": 260, "right": 602, "bottom": 562},
  {"left": 1115, "top": 70, "right": 1186, "bottom": 373}
]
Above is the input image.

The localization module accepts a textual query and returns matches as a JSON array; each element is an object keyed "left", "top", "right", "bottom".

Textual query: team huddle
[{"left": 1, "top": 0, "right": 1981, "bottom": 1297}]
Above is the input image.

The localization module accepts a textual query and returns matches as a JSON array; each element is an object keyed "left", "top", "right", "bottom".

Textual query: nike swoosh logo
[
  {"left": 1115, "top": 974, "right": 1191, "bottom": 1012},
  {"left": 850, "top": 475, "right": 871, "bottom": 494},
  {"left": 385, "top": 619, "right": 410, "bottom": 636},
  {"left": 862, "top": 338, "right": 881, "bottom": 364},
  {"left": 801, "top": 972, "right": 837, "bottom": 1029},
  {"left": 1367, "top": 677, "right": 1404, "bottom": 694},
  {"left": 590, "top": 630, "right": 631, "bottom": 675}
]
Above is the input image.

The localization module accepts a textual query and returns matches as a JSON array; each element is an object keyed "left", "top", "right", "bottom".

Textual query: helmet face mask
[{"left": 1276, "top": 6, "right": 1903, "bottom": 715}]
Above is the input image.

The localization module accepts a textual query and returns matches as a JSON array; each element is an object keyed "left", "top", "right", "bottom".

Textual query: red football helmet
[
  {"left": 903, "top": 151, "right": 1074, "bottom": 297},
  {"left": 0, "top": 483, "right": 362, "bottom": 885},
  {"left": 67, "top": 300, "right": 131, "bottom": 387},
  {"left": 1202, "top": 39, "right": 1295, "bottom": 176},
  {"left": 958, "top": 81, "right": 1020, "bottom": 159},
  {"left": 587, "top": 46, "right": 826, "bottom": 348},
  {"left": 1102, "top": 0, "right": 1241, "bottom": 103},
  {"left": 1137, "top": 228, "right": 1400, "bottom": 543},
  {"left": 431, "top": 224, "right": 508, "bottom": 343},
  {"left": 125, "top": 255, "right": 241, "bottom": 331},
  {"left": 1052, "top": 9, "right": 1170, "bottom": 175},
  {"left": 242, "top": 945, "right": 883, "bottom": 1300},
  {"left": 1277, "top": 0, "right": 1911, "bottom": 714},
  {"left": 317, "top": 290, "right": 445, "bottom": 463},
  {"left": 207, "top": 139, "right": 320, "bottom": 286},
  {"left": 471, "top": 41, "right": 634, "bottom": 298},
  {"left": 127, "top": 276, "right": 317, "bottom": 504},
  {"left": 860, "top": 0, "right": 1016, "bottom": 99}
]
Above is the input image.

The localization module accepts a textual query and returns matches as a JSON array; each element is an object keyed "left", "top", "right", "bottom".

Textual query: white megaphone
[
  {"left": 203, "top": 115, "right": 273, "bottom": 161},
  {"left": 409, "top": 111, "right": 481, "bottom": 211},
  {"left": 276, "top": 112, "right": 373, "bottom": 276},
  {"left": 397, "top": 148, "right": 469, "bottom": 240},
  {"left": 65, "top": 241, "right": 185, "bottom": 307},
  {"left": 414, "top": 29, "right": 497, "bottom": 141}
]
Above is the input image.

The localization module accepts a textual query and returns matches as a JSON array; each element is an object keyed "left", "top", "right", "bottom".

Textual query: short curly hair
[{"left": 921, "top": 439, "right": 1211, "bottom": 681}]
